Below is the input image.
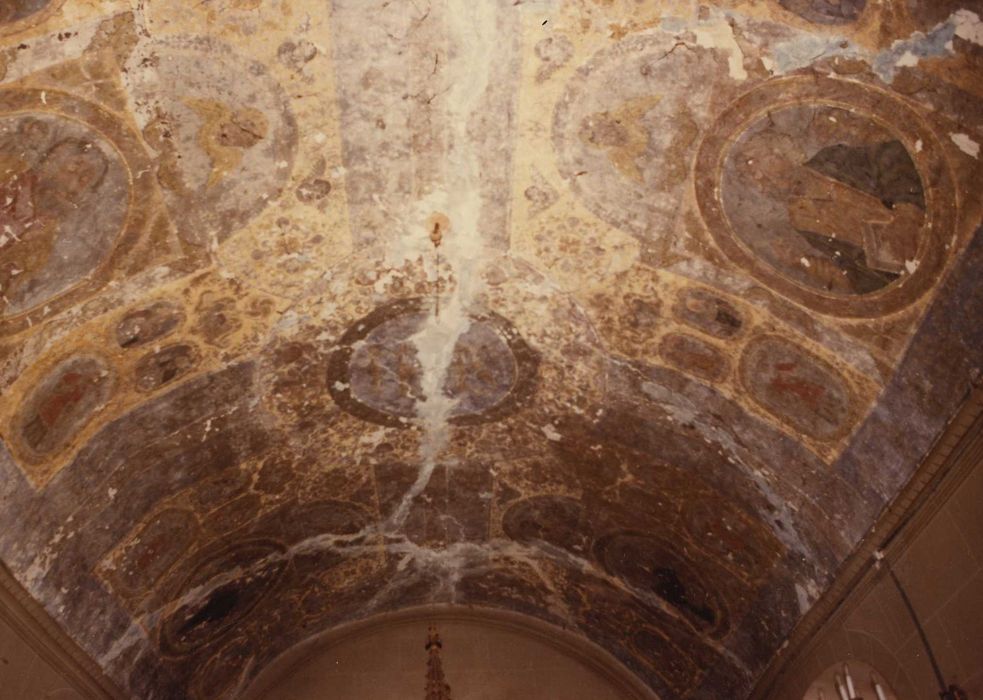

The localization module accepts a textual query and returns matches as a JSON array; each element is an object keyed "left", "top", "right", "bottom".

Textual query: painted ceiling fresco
[{"left": 0, "top": 1, "right": 982, "bottom": 698}]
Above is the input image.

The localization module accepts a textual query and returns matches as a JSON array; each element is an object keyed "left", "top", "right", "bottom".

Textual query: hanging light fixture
[{"left": 425, "top": 624, "right": 453, "bottom": 700}]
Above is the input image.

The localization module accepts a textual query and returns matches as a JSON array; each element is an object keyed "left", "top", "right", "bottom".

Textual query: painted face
[
  {"left": 18, "top": 117, "right": 50, "bottom": 148},
  {"left": 38, "top": 139, "right": 109, "bottom": 203}
]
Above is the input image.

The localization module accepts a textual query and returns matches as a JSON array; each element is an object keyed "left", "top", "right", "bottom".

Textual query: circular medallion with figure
[{"left": 696, "top": 77, "right": 955, "bottom": 316}]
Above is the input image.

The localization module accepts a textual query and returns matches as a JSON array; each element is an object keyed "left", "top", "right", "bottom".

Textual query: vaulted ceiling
[{"left": 0, "top": 1, "right": 982, "bottom": 698}]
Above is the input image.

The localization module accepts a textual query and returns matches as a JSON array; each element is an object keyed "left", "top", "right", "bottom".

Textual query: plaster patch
[
  {"left": 872, "top": 16, "right": 958, "bottom": 82},
  {"left": 951, "top": 132, "right": 980, "bottom": 159},
  {"left": 693, "top": 17, "right": 748, "bottom": 81},
  {"left": 541, "top": 424, "right": 562, "bottom": 441},
  {"left": 794, "top": 582, "right": 813, "bottom": 615},
  {"left": 896, "top": 50, "right": 919, "bottom": 67},
  {"left": 769, "top": 34, "right": 857, "bottom": 75},
  {"left": 953, "top": 10, "right": 983, "bottom": 45}
]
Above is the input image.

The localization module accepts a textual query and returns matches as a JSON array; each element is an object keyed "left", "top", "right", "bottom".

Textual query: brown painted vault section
[{"left": 0, "top": 1, "right": 982, "bottom": 698}]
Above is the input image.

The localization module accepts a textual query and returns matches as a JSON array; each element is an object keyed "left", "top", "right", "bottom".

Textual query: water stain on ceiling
[{"left": 0, "top": 1, "right": 981, "bottom": 699}]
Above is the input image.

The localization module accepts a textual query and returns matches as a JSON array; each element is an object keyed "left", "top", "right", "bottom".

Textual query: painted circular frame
[
  {"left": 695, "top": 76, "right": 956, "bottom": 317},
  {"left": 0, "top": 0, "right": 64, "bottom": 38},
  {"left": 327, "top": 297, "right": 540, "bottom": 429},
  {"left": 0, "top": 89, "right": 156, "bottom": 335},
  {"left": 159, "top": 539, "right": 289, "bottom": 658}
]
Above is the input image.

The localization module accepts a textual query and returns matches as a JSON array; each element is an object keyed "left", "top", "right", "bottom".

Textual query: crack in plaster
[
  {"left": 100, "top": 521, "right": 752, "bottom": 677},
  {"left": 391, "top": 0, "right": 502, "bottom": 526}
]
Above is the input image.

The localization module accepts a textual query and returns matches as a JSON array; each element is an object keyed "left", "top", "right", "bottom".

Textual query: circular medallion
[
  {"left": 103, "top": 508, "right": 200, "bottom": 596},
  {"left": 553, "top": 33, "right": 736, "bottom": 253},
  {"left": 594, "top": 531, "right": 729, "bottom": 638},
  {"left": 134, "top": 343, "right": 200, "bottom": 393},
  {"left": 0, "top": 91, "right": 153, "bottom": 327},
  {"left": 502, "top": 495, "right": 591, "bottom": 555},
  {"left": 160, "top": 539, "right": 287, "bottom": 657},
  {"left": 16, "top": 355, "right": 115, "bottom": 459},
  {"left": 0, "top": 0, "right": 63, "bottom": 36},
  {"left": 696, "top": 76, "right": 955, "bottom": 316},
  {"left": 680, "top": 499, "right": 781, "bottom": 581},
  {"left": 123, "top": 36, "right": 297, "bottom": 246},
  {"left": 739, "top": 334, "right": 856, "bottom": 442},
  {"left": 115, "top": 300, "right": 185, "bottom": 348},
  {"left": 327, "top": 297, "right": 539, "bottom": 428}
]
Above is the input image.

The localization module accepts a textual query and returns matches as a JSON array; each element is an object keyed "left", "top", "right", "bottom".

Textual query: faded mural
[{"left": 0, "top": 1, "right": 981, "bottom": 700}]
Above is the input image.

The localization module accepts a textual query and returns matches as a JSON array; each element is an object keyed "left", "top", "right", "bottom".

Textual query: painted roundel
[
  {"left": 594, "top": 531, "right": 730, "bottom": 638},
  {"left": 159, "top": 540, "right": 288, "bottom": 656},
  {"left": 696, "top": 77, "right": 955, "bottom": 317},
  {"left": 123, "top": 36, "right": 298, "bottom": 247},
  {"left": 0, "top": 90, "right": 151, "bottom": 322},
  {"left": 740, "top": 335, "right": 856, "bottom": 442},
  {"left": 0, "top": 0, "right": 61, "bottom": 31},
  {"left": 553, "top": 32, "right": 735, "bottom": 255},
  {"left": 17, "top": 355, "right": 115, "bottom": 459},
  {"left": 327, "top": 297, "right": 539, "bottom": 428},
  {"left": 502, "top": 495, "right": 592, "bottom": 555}
]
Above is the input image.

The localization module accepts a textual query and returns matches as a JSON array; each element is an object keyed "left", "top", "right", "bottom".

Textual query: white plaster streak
[
  {"left": 388, "top": 456, "right": 441, "bottom": 528},
  {"left": 951, "top": 132, "right": 981, "bottom": 159},
  {"left": 953, "top": 10, "right": 983, "bottom": 45},
  {"left": 390, "top": 0, "right": 498, "bottom": 528},
  {"left": 98, "top": 621, "right": 150, "bottom": 667},
  {"left": 794, "top": 583, "right": 811, "bottom": 615},
  {"left": 694, "top": 17, "right": 747, "bottom": 81},
  {"left": 100, "top": 514, "right": 750, "bottom": 676},
  {"left": 896, "top": 50, "right": 919, "bottom": 67},
  {"left": 765, "top": 9, "right": 983, "bottom": 82}
]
